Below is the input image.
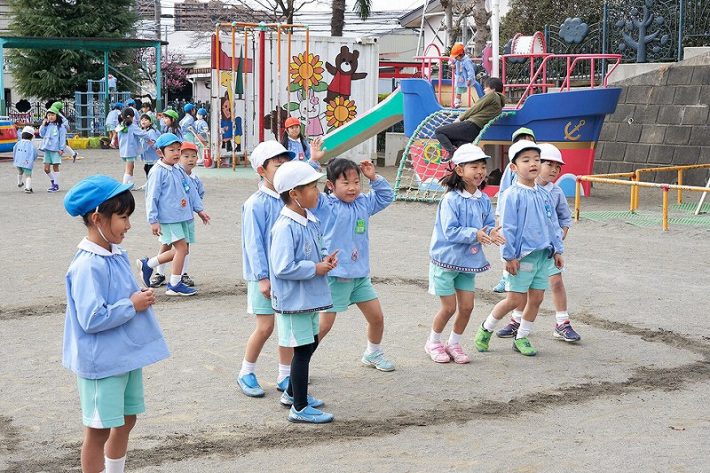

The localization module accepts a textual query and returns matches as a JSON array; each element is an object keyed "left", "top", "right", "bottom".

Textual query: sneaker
[
  {"left": 181, "top": 273, "right": 195, "bottom": 287},
  {"left": 496, "top": 319, "right": 520, "bottom": 338},
  {"left": 72, "top": 152, "right": 77, "bottom": 163},
  {"left": 150, "top": 273, "right": 166, "bottom": 287},
  {"left": 136, "top": 258, "right": 153, "bottom": 287},
  {"left": 47, "top": 184, "right": 58, "bottom": 193},
  {"left": 17, "top": 182, "right": 23, "bottom": 188},
  {"left": 288, "top": 405, "right": 333, "bottom": 424},
  {"left": 276, "top": 376, "right": 290, "bottom": 392},
  {"left": 445, "top": 343, "right": 471, "bottom": 364},
  {"left": 492, "top": 277, "right": 506, "bottom": 293},
  {"left": 553, "top": 321, "right": 581, "bottom": 342},
  {"left": 165, "top": 281, "right": 197, "bottom": 296},
  {"left": 513, "top": 337, "right": 538, "bottom": 356},
  {"left": 474, "top": 325, "right": 493, "bottom": 352},
  {"left": 279, "top": 391, "right": 324, "bottom": 408},
  {"left": 237, "top": 373, "right": 265, "bottom": 397},
  {"left": 424, "top": 340, "right": 450, "bottom": 363},
  {"left": 361, "top": 350, "right": 395, "bottom": 372},
  {"left": 24, "top": 188, "right": 33, "bottom": 194}
]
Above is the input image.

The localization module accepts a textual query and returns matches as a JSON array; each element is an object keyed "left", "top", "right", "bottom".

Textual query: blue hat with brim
[
  {"left": 155, "top": 132, "right": 182, "bottom": 149},
  {"left": 126, "top": 99, "right": 136, "bottom": 106},
  {"left": 64, "top": 175, "right": 133, "bottom": 217},
  {"left": 197, "top": 108, "right": 208, "bottom": 117},
  {"left": 113, "top": 102, "right": 123, "bottom": 109},
  {"left": 184, "top": 103, "right": 195, "bottom": 113}
]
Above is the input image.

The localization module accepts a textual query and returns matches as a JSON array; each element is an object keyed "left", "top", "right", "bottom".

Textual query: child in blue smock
[
  {"left": 193, "top": 108, "right": 209, "bottom": 164},
  {"left": 106, "top": 102, "right": 123, "bottom": 149},
  {"left": 39, "top": 104, "right": 66, "bottom": 192},
  {"left": 313, "top": 158, "right": 396, "bottom": 372},
  {"left": 137, "top": 133, "right": 210, "bottom": 297},
  {"left": 180, "top": 103, "right": 196, "bottom": 142},
  {"left": 496, "top": 143, "right": 580, "bottom": 343},
  {"left": 270, "top": 160, "right": 338, "bottom": 424},
  {"left": 13, "top": 126, "right": 37, "bottom": 193},
  {"left": 474, "top": 140, "right": 564, "bottom": 357},
  {"left": 137, "top": 113, "right": 161, "bottom": 187},
  {"left": 424, "top": 144, "right": 505, "bottom": 364},
  {"left": 62, "top": 175, "right": 169, "bottom": 473},
  {"left": 175, "top": 141, "right": 204, "bottom": 287},
  {"left": 117, "top": 108, "right": 152, "bottom": 186},
  {"left": 449, "top": 43, "right": 477, "bottom": 108},
  {"left": 281, "top": 117, "right": 324, "bottom": 170},
  {"left": 161, "top": 109, "right": 182, "bottom": 139},
  {"left": 237, "top": 140, "right": 296, "bottom": 398}
]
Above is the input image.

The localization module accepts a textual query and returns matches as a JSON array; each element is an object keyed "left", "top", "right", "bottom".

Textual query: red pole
[{"left": 258, "top": 27, "right": 266, "bottom": 142}]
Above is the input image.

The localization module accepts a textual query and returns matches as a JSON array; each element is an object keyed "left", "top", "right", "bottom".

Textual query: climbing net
[{"left": 394, "top": 110, "right": 517, "bottom": 202}]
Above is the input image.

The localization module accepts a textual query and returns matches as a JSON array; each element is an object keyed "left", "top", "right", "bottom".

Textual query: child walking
[
  {"left": 192, "top": 108, "right": 210, "bottom": 164},
  {"left": 313, "top": 158, "right": 396, "bottom": 371},
  {"left": 139, "top": 113, "right": 161, "bottom": 181},
  {"left": 62, "top": 175, "right": 170, "bottom": 473},
  {"left": 106, "top": 103, "right": 123, "bottom": 149},
  {"left": 13, "top": 126, "right": 37, "bottom": 193},
  {"left": 137, "top": 133, "right": 210, "bottom": 296},
  {"left": 449, "top": 43, "right": 477, "bottom": 108},
  {"left": 281, "top": 117, "right": 323, "bottom": 170},
  {"left": 39, "top": 104, "right": 66, "bottom": 192},
  {"left": 496, "top": 143, "right": 580, "bottom": 342},
  {"left": 474, "top": 140, "right": 564, "bottom": 356},
  {"left": 238, "top": 141, "right": 296, "bottom": 397},
  {"left": 117, "top": 109, "right": 152, "bottom": 185},
  {"left": 424, "top": 144, "right": 504, "bottom": 363},
  {"left": 270, "top": 160, "right": 338, "bottom": 423}
]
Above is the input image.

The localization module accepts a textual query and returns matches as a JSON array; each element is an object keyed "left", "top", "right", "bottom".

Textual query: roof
[
  {"left": 398, "top": 0, "right": 444, "bottom": 28},
  {"left": 0, "top": 36, "right": 166, "bottom": 50}
]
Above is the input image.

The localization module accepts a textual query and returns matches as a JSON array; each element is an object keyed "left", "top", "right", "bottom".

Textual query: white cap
[
  {"left": 21, "top": 126, "right": 35, "bottom": 135},
  {"left": 273, "top": 160, "right": 324, "bottom": 194},
  {"left": 250, "top": 140, "right": 296, "bottom": 172},
  {"left": 538, "top": 142, "right": 565, "bottom": 164},
  {"left": 508, "top": 140, "right": 541, "bottom": 162},
  {"left": 451, "top": 143, "right": 490, "bottom": 165}
]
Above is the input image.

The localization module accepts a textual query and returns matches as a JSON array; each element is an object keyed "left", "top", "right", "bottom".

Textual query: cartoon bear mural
[{"left": 324, "top": 46, "right": 367, "bottom": 103}]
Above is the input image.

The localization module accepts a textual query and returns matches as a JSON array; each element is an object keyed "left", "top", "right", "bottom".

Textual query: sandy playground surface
[{"left": 0, "top": 150, "right": 708, "bottom": 472}]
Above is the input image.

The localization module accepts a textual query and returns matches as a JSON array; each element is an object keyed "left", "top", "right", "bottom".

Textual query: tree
[
  {"left": 331, "top": 0, "right": 372, "bottom": 37},
  {"left": 230, "top": 0, "right": 320, "bottom": 25},
  {"left": 136, "top": 50, "right": 190, "bottom": 98},
  {"left": 8, "top": 0, "right": 138, "bottom": 100}
]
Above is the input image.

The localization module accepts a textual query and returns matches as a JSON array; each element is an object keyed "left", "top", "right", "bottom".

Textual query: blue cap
[
  {"left": 197, "top": 107, "right": 208, "bottom": 116},
  {"left": 154, "top": 132, "right": 182, "bottom": 149},
  {"left": 113, "top": 102, "right": 123, "bottom": 109},
  {"left": 64, "top": 175, "right": 133, "bottom": 217},
  {"left": 126, "top": 99, "right": 136, "bottom": 106},
  {"left": 184, "top": 103, "right": 195, "bottom": 113}
]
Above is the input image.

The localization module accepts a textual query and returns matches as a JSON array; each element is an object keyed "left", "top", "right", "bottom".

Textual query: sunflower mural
[{"left": 325, "top": 96, "right": 357, "bottom": 129}]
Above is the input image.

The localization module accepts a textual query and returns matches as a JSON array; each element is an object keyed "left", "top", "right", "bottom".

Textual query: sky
[{"left": 158, "top": 0, "right": 427, "bottom": 15}]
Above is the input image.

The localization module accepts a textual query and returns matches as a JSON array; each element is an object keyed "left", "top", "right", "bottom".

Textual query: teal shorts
[
  {"left": 17, "top": 167, "right": 32, "bottom": 176},
  {"left": 549, "top": 264, "right": 564, "bottom": 277},
  {"left": 327, "top": 276, "right": 378, "bottom": 313},
  {"left": 505, "top": 250, "right": 554, "bottom": 293},
  {"left": 276, "top": 312, "right": 319, "bottom": 347},
  {"left": 77, "top": 369, "right": 144, "bottom": 429},
  {"left": 159, "top": 220, "right": 195, "bottom": 245},
  {"left": 247, "top": 280, "right": 275, "bottom": 315},
  {"left": 456, "top": 86, "right": 468, "bottom": 94},
  {"left": 428, "top": 263, "right": 476, "bottom": 296},
  {"left": 122, "top": 156, "right": 136, "bottom": 162},
  {"left": 43, "top": 151, "right": 62, "bottom": 164}
]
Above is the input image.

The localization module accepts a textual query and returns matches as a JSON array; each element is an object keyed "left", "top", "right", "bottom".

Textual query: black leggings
[
  {"left": 287, "top": 336, "right": 319, "bottom": 411},
  {"left": 435, "top": 120, "right": 481, "bottom": 155},
  {"left": 144, "top": 163, "right": 154, "bottom": 177}
]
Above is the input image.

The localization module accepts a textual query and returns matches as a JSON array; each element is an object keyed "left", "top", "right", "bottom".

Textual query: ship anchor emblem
[{"left": 564, "top": 120, "right": 585, "bottom": 141}]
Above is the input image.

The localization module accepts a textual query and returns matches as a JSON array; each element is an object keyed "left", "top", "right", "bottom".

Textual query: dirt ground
[{"left": 0, "top": 150, "right": 708, "bottom": 473}]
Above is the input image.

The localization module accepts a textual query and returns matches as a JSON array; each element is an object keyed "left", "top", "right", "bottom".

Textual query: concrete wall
[{"left": 595, "top": 54, "right": 710, "bottom": 186}]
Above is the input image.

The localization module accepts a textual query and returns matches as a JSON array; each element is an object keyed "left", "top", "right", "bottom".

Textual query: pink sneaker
[
  {"left": 424, "top": 340, "right": 450, "bottom": 363},
  {"left": 445, "top": 343, "right": 471, "bottom": 364}
]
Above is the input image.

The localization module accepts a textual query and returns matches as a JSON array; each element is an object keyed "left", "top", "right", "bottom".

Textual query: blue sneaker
[
  {"left": 165, "top": 281, "right": 197, "bottom": 296},
  {"left": 279, "top": 390, "right": 324, "bottom": 408},
  {"left": 276, "top": 376, "right": 290, "bottom": 392},
  {"left": 496, "top": 319, "right": 520, "bottom": 338},
  {"left": 492, "top": 277, "right": 506, "bottom": 293},
  {"left": 288, "top": 405, "right": 333, "bottom": 424},
  {"left": 136, "top": 258, "right": 153, "bottom": 288},
  {"left": 237, "top": 373, "right": 265, "bottom": 397},
  {"left": 554, "top": 321, "right": 581, "bottom": 342},
  {"left": 361, "top": 350, "right": 395, "bottom": 372}
]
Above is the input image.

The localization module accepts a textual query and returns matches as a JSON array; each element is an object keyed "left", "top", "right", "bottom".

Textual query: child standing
[
  {"left": 137, "top": 133, "right": 210, "bottom": 296},
  {"left": 51, "top": 101, "right": 80, "bottom": 162},
  {"left": 176, "top": 141, "right": 203, "bottom": 286},
  {"left": 193, "top": 108, "right": 210, "bottom": 164},
  {"left": 39, "top": 104, "right": 66, "bottom": 192},
  {"left": 424, "top": 144, "right": 504, "bottom": 363},
  {"left": 106, "top": 103, "right": 123, "bottom": 149},
  {"left": 313, "top": 158, "right": 396, "bottom": 371},
  {"left": 270, "top": 160, "right": 338, "bottom": 423},
  {"left": 180, "top": 103, "right": 197, "bottom": 143},
  {"left": 117, "top": 109, "right": 152, "bottom": 185},
  {"left": 13, "top": 126, "right": 37, "bottom": 193},
  {"left": 238, "top": 141, "right": 296, "bottom": 397},
  {"left": 161, "top": 110, "right": 182, "bottom": 138},
  {"left": 474, "top": 140, "right": 564, "bottom": 356},
  {"left": 62, "top": 175, "right": 169, "bottom": 473},
  {"left": 496, "top": 143, "right": 580, "bottom": 342},
  {"left": 139, "top": 114, "right": 161, "bottom": 179},
  {"left": 449, "top": 43, "right": 477, "bottom": 108},
  {"left": 281, "top": 117, "right": 324, "bottom": 170}
]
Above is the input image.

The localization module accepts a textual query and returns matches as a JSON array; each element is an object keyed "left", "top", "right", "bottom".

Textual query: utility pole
[{"left": 154, "top": 0, "right": 161, "bottom": 40}]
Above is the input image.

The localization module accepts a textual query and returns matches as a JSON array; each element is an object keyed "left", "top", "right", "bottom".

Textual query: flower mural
[
  {"left": 289, "top": 52, "right": 326, "bottom": 91},
  {"left": 325, "top": 96, "right": 357, "bottom": 129}
]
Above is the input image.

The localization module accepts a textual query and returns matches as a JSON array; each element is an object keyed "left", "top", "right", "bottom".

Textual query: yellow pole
[
  {"left": 629, "top": 172, "right": 637, "bottom": 212},
  {"left": 633, "top": 171, "right": 640, "bottom": 211},
  {"left": 677, "top": 169, "right": 683, "bottom": 204},
  {"left": 662, "top": 186, "right": 669, "bottom": 231},
  {"left": 575, "top": 179, "right": 581, "bottom": 221}
]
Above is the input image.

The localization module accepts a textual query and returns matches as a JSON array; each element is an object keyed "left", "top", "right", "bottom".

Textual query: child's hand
[
  {"left": 311, "top": 137, "right": 325, "bottom": 162},
  {"left": 258, "top": 278, "right": 271, "bottom": 299},
  {"left": 131, "top": 288, "right": 156, "bottom": 312},
  {"left": 489, "top": 225, "right": 506, "bottom": 245},
  {"left": 323, "top": 250, "right": 339, "bottom": 268},
  {"left": 476, "top": 227, "right": 492, "bottom": 245},
  {"left": 505, "top": 259, "right": 520, "bottom": 276},
  {"left": 151, "top": 222, "right": 161, "bottom": 236},
  {"left": 315, "top": 261, "right": 334, "bottom": 276},
  {"left": 359, "top": 160, "right": 377, "bottom": 180},
  {"left": 554, "top": 253, "right": 564, "bottom": 269},
  {"left": 58, "top": 150, "right": 64, "bottom": 156},
  {"left": 197, "top": 210, "right": 210, "bottom": 225}
]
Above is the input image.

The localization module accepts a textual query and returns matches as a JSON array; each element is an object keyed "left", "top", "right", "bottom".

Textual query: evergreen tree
[{"left": 8, "top": 0, "right": 138, "bottom": 99}]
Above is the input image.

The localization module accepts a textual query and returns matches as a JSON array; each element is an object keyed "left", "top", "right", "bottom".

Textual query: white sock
[
  {"left": 104, "top": 455, "right": 126, "bottom": 473},
  {"left": 511, "top": 310, "right": 523, "bottom": 323},
  {"left": 483, "top": 313, "right": 499, "bottom": 332},
  {"left": 429, "top": 330, "right": 442, "bottom": 343},
  {"left": 123, "top": 173, "right": 131, "bottom": 184},
  {"left": 448, "top": 331, "right": 462, "bottom": 346},
  {"left": 53, "top": 172, "right": 60, "bottom": 187},
  {"left": 239, "top": 359, "right": 256, "bottom": 378},
  {"left": 517, "top": 319, "right": 534, "bottom": 339},
  {"left": 147, "top": 257, "right": 160, "bottom": 268},
  {"left": 46, "top": 171, "right": 54, "bottom": 184},
  {"left": 25, "top": 177, "right": 32, "bottom": 190},
  {"left": 277, "top": 363, "right": 291, "bottom": 382},
  {"left": 366, "top": 340, "right": 381, "bottom": 354},
  {"left": 17, "top": 174, "right": 23, "bottom": 185},
  {"left": 169, "top": 274, "right": 181, "bottom": 286},
  {"left": 182, "top": 254, "right": 190, "bottom": 274},
  {"left": 156, "top": 263, "right": 165, "bottom": 275},
  {"left": 555, "top": 311, "right": 570, "bottom": 325}
]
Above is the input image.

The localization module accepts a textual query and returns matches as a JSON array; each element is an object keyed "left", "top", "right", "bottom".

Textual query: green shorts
[
  {"left": 159, "top": 220, "right": 195, "bottom": 245},
  {"left": 43, "top": 151, "right": 62, "bottom": 164},
  {"left": 456, "top": 86, "right": 468, "bottom": 95},
  {"left": 276, "top": 312, "right": 319, "bottom": 347},
  {"left": 327, "top": 276, "right": 378, "bottom": 313},
  {"left": 122, "top": 156, "right": 136, "bottom": 162},
  {"left": 77, "top": 369, "right": 145, "bottom": 429},
  {"left": 549, "top": 264, "right": 564, "bottom": 277},
  {"left": 428, "top": 263, "right": 476, "bottom": 296},
  {"left": 505, "top": 250, "right": 554, "bottom": 293},
  {"left": 247, "top": 280, "right": 275, "bottom": 315},
  {"left": 17, "top": 167, "right": 32, "bottom": 176}
]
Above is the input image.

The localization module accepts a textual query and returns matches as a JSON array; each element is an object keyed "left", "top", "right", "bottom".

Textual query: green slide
[{"left": 322, "top": 88, "right": 404, "bottom": 160}]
